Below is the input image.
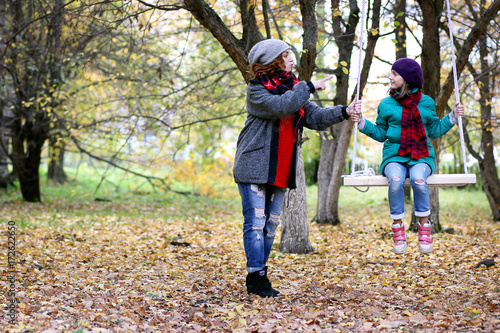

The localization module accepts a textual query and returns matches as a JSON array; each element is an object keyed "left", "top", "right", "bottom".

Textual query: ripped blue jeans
[
  {"left": 238, "top": 183, "right": 287, "bottom": 273},
  {"left": 384, "top": 162, "right": 431, "bottom": 220}
]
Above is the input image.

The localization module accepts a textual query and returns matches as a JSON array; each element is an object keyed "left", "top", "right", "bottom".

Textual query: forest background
[{"left": 0, "top": 0, "right": 500, "bottom": 331}]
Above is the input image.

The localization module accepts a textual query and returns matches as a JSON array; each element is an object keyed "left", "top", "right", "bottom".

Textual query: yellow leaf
[
  {"left": 342, "top": 67, "right": 349, "bottom": 74},
  {"left": 340, "top": 61, "right": 348, "bottom": 66}
]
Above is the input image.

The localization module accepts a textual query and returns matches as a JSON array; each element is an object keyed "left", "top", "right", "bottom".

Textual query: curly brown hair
[{"left": 248, "top": 52, "right": 286, "bottom": 78}]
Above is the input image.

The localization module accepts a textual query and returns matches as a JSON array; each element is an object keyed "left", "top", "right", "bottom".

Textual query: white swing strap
[
  {"left": 446, "top": 0, "right": 468, "bottom": 174},
  {"left": 350, "top": 0, "right": 367, "bottom": 175}
]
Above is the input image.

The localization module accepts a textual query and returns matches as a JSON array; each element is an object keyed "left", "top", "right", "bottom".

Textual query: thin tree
[
  {"left": 462, "top": 0, "right": 500, "bottom": 221},
  {"left": 316, "top": 0, "right": 381, "bottom": 225}
]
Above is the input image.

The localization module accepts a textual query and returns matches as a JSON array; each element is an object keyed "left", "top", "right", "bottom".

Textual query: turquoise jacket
[{"left": 359, "top": 93, "right": 455, "bottom": 175}]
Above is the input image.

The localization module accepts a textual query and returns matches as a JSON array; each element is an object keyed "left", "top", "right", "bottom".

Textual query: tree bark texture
[
  {"left": 279, "top": 147, "right": 314, "bottom": 253},
  {"left": 298, "top": 0, "right": 318, "bottom": 81},
  {"left": 0, "top": 106, "right": 11, "bottom": 188},
  {"left": 276, "top": 0, "right": 318, "bottom": 253},
  {"left": 315, "top": 0, "right": 359, "bottom": 225},
  {"left": 183, "top": 0, "right": 261, "bottom": 83},
  {"left": 48, "top": 138, "right": 67, "bottom": 184},
  {"left": 316, "top": 130, "right": 338, "bottom": 224},
  {"left": 411, "top": 0, "right": 444, "bottom": 232},
  {"left": 475, "top": 29, "right": 500, "bottom": 221},
  {"left": 316, "top": 0, "right": 380, "bottom": 224},
  {"left": 394, "top": 0, "right": 407, "bottom": 59},
  {"left": 392, "top": 0, "right": 412, "bottom": 212},
  {"left": 463, "top": 23, "right": 500, "bottom": 221}
]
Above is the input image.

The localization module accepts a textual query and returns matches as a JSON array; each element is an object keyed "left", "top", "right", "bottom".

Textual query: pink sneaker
[
  {"left": 418, "top": 221, "right": 433, "bottom": 254},
  {"left": 391, "top": 222, "right": 407, "bottom": 254}
]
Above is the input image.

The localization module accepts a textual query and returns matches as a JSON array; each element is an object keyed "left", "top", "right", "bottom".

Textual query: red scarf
[
  {"left": 395, "top": 90, "right": 429, "bottom": 160},
  {"left": 256, "top": 70, "right": 305, "bottom": 142}
]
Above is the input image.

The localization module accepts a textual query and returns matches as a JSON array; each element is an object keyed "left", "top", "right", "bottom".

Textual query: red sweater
[{"left": 268, "top": 114, "right": 296, "bottom": 188}]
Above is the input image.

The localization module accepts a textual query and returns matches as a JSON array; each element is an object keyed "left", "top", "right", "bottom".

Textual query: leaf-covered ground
[{"left": 1, "top": 187, "right": 499, "bottom": 332}]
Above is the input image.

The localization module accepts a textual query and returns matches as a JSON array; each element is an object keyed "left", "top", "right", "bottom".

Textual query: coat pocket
[{"left": 386, "top": 125, "right": 401, "bottom": 143}]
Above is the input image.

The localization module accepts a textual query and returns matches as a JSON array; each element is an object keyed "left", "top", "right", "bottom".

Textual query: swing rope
[
  {"left": 446, "top": 0, "right": 469, "bottom": 174},
  {"left": 349, "top": 0, "right": 469, "bottom": 177},
  {"left": 350, "top": 0, "right": 367, "bottom": 175}
]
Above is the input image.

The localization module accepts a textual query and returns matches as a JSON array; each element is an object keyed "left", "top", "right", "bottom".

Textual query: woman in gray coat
[{"left": 233, "top": 39, "right": 361, "bottom": 297}]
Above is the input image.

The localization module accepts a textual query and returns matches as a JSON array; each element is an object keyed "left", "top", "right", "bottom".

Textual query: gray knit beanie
[{"left": 248, "top": 39, "right": 291, "bottom": 65}]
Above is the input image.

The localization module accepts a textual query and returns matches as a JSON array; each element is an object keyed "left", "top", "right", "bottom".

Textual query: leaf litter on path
[{"left": 0, "top": 194, "right": 498, "bottom": 332}]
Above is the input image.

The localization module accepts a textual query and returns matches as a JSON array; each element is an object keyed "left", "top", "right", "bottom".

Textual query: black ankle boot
[
  {"left": 245, "top": 270, "right": 276, "bottom": 298},
  {"left": 262, "top": 266, "right": 280, "bottom": 296}
]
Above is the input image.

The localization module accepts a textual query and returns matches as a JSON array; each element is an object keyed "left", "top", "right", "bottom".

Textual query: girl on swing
[{"left": 355, "top": 58, "right": 464, "bottom": 255}]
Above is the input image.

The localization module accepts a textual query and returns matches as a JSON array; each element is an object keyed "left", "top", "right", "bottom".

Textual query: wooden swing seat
[{"left": 343, "top": 173, "right": 476, "bottom": 187}]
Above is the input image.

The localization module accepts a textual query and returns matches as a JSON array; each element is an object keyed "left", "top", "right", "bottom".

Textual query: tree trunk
[
  {"left": 393, "top": 0, "right": 412, "bottom": 201},
  {"left": 279, "top": 147, "right": 314, "bottom": 253},
  {"left": 0, "top": 5, "right": 9, "bottom": 188},
  {"left": 411, "top": 0, "right": 444, "bottom": 232},
  {"left": 14, "top": 137, "right": 44, "bottom": 202},
  {"left": 0, "top": 148, "right": 9, "bottom": 188},
  {"left": 315, "top": 0, "right": 359, "bottom": 225},
  {"left": 464, "top": 22, "right": 500, "bottom": 221},
  {"left": 0, "top": 106, "right": 12, "bottom": 188},
  {"left": 316, "top": 131, "right": 338, "bottom": 224},
  {"left": 277, "top": 0, "right": 318, "bottom": 252},
  {"left": 394, "top": 0, "right": 407, "bottom": 60},
  {"left": 48, "top": 137, "right": 67, "bottom": 184},
  {"left": 479, "top": 159, "right": 500, "bottom": 221},
  {"left": 326, "top": 121, "right": 352, "bottom": 224},
  {"left": 316, "top": 0, "right": 380, "bottom": 224}
]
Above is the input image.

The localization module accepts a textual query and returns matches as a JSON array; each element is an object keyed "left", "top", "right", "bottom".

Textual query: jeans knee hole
[
  {"left": 250, "top": 184, "right": 264, "bottom": 197},
  {"left": 255, "top": 207, "right": 265, "bottom": 218},
  {"left": 416, "top": 179, "right": 425, "bottom": 185},
  {"left": 252, "top": 224, "right": 264, "bottom": 230},
  {"left": 392, "top": 176, "right": 400, "bottom": 181},
  {"left": 269, "top": 213, "right": 280, "bottom": 223},
  {"left": 266, "top": 232, "right": 276, "bottom": 239}
]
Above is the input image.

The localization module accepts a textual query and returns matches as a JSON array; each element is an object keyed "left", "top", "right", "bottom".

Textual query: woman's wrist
[
  {"left": 342, "top": 106, "right": 350, "bottom": 119},
  {"left": 307, "top": 81, "right": 316, "bottom": 94}
]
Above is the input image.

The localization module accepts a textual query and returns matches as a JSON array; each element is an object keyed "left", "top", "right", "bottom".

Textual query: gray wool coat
[{"left": 233, "top": 79, "right": 350, "bottom": 189}]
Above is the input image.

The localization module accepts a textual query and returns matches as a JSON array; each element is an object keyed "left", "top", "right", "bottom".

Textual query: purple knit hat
[{"left": 391, "top": 58, "right": 423, "bottom": 89}]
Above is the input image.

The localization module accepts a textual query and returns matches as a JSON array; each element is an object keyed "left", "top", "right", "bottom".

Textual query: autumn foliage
[{"left": 0, "top": 185, "right": 498, "bottom": 332}]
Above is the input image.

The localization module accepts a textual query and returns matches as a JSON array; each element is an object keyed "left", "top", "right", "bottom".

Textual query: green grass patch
[{"left": 0, "top": 165, "right": 492, "bottom": 228}]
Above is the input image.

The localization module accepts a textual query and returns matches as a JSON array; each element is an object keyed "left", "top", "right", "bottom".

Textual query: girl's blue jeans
[
  {"left": 238, "top": 183, "right": 287, "bottom": 273},
  {"left": 384, "top": 162, "right": 431, "bottom": 220}
]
